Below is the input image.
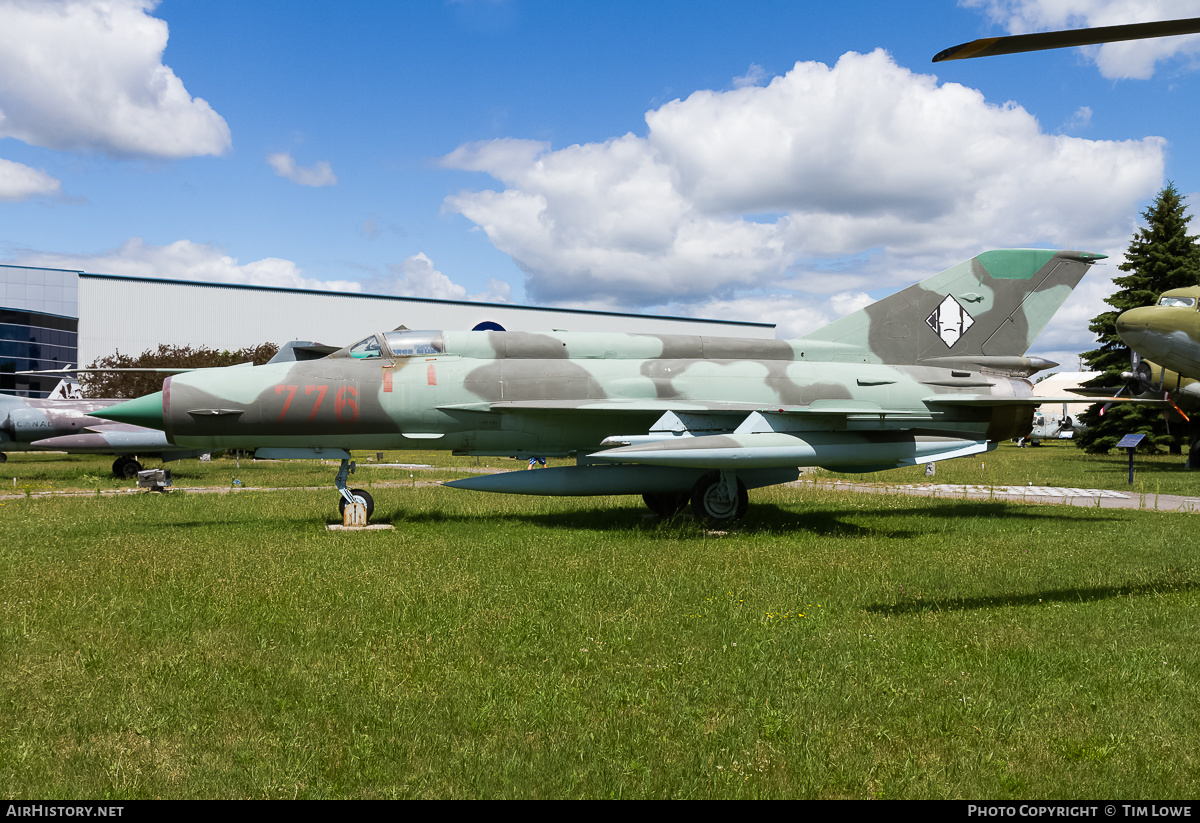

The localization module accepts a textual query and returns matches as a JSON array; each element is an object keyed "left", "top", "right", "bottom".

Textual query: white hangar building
[{"left": 1, "top": 264, "right": 775, "bottom": 397}]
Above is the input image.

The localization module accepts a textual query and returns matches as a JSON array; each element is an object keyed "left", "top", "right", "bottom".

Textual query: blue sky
[{"left": 3, "top": 0, "right": 1200, "bottom": 369}]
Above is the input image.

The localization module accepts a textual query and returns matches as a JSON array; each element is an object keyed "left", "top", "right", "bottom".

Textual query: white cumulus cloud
[
  {"left": 1062, "top": 105, "right": 1092, "bottom": 132},
  {"left": 11, "top": 238, "right": 363, "bottom": 292},
  {"left": 733, "top": 63, "right": 768, "bottom": 89},
  {"left": 644, "top": 294, "right": 834, "bottom": 341},
  {"left": 267, "top": 152, "right": 337, "bottom": 187},
  {"left": 0, "top": 157, "right": 62, "bottom": 200},
  {"left": 387, "top": 253, "right": 511, "bottom": 303},
  {"left": 441, "top": 48, "right": 1163, "bottom": 329},
  {"left": 962, "top": 0, "right": 1200, "bottom": 79},
  {"left": 0, "top": 0, "right": 231, "bottom": 157}
]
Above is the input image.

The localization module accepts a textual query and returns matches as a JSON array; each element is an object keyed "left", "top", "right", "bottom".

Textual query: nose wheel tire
[
  {"left": 113, "top": 456, "right": 143, "bottom": 479},
  {"left": 338, "top": 488, "right": 375, "bottom": 520}
]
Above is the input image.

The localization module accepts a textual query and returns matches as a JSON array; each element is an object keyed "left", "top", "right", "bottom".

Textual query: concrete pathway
[
  {"left": 798, "top": 479, "right": 1200, "bottom": 513},
  {"left": 5, "top": 467, "right": 1197, "bottom": 513}
]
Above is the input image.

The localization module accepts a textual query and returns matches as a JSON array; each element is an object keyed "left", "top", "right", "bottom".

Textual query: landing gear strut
[
  {"left": 112, "top": 456, "right": 142, "bottom": 479},
  {"left": 334, "top": 458, "right": 375, "bottom": 520}
]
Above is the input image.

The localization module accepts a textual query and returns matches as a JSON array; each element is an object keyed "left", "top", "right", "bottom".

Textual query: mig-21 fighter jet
[{"left": 94, "top": 249, "right": 1123, "bottom": 522}]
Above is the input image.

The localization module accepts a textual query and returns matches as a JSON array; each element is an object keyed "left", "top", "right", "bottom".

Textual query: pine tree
[{"left": 1075, "top": 183, "right": 1200, "bottom": 454}]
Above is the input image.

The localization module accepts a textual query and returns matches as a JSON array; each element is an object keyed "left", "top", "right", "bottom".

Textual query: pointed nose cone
[{"left": 90, "top": 391, "right": 166, "bottom": 430}]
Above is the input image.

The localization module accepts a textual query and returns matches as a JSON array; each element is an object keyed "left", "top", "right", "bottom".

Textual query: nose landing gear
[
  {"left": 334, "top": 458, "right": 375, "bottom": 520},
  {"left": 112, "top": 456, "right": 143, "bottom": 479}
]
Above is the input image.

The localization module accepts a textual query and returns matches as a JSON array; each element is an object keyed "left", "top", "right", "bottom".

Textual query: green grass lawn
[
  {"left": 1, "top": 447, "right": 1198, "bottom": 798},
  {"left": 819, "top": 439, "right": 1199, "bottom": 496},
  {"left": 3, "top": 440, "right": 1195, "bottom": 498}
]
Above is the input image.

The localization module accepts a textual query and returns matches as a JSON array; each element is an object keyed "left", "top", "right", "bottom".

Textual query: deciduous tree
[{"left": 80, "top": 343, "right": 278, "bottom": 399}]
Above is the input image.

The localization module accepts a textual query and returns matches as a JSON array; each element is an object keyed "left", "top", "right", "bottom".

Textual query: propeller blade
[
  {"left": 934, "top": 17, "right": 1200, "bottom": 62},
  {"left": 1099, "top": 381, "right": 1128, "bottom": 416},
  {"left": 1166, "top": 392, "right": 1190, "bottom": 423}
]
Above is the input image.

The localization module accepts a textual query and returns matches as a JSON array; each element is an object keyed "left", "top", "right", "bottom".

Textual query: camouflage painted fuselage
[
  {"left": 155, "top": 330, "right": 1040, "bottom": 456},
  {"left": 92, "top": 247, "right": 1115, "bottom": 510},
  {"left": 131, "top": 248, "right": 1101, "bottom": 461}
]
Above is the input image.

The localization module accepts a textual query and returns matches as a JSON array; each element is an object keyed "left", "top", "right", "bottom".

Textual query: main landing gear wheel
[
  {"left": 642, "top": 492, "right": 690, "bottom": 517},
  {"left": 338, "top": 488, "right": 375, "bottom": 520},
  {"left": 112, "top": 456, "right": 142, "bottom": 479},
  {"left": 690, "top": 471, "right": 748, "bottom": 523}
]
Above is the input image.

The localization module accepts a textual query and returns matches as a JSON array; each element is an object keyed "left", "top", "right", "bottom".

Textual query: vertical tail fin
[{"left": 798, "top": 249, "right": 1102, "bottom": 366}]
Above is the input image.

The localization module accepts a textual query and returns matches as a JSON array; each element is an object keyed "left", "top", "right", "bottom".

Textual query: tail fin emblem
[{"left": 926, "top": 295, "right": 975, "bottom": 347}]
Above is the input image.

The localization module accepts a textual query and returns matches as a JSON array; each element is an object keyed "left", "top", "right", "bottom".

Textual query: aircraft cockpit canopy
[
  {"left": 384, "top": 330, "right": 444, "bottom": 357},
  {"left": 1157, "top": 295, "right": 1197, "bottom": 309},
  {"left": 347, "top": 336, "right": 384, "bottom": 359},
  {"left": 344, "top": 331, "right": 446, "bottom": 359}
]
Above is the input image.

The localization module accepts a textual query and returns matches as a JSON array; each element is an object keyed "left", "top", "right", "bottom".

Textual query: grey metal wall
[
  {"left": 75, "top": 274, "right": 772, "bottom": 364},
  {"left": 1, "top": 265, "right": 78, "bottom": 318}
]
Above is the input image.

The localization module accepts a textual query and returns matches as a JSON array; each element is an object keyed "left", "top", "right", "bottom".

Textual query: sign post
[{"left": 1115, "top": 433, "right": 1147, "bottom": 485}]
